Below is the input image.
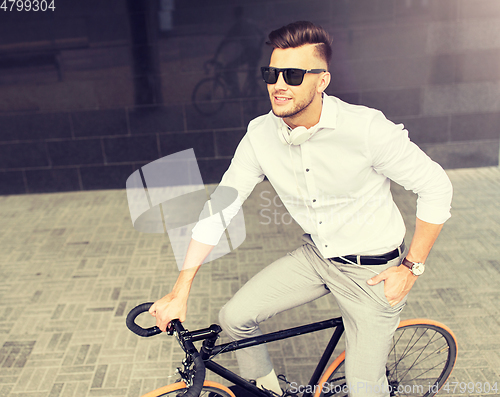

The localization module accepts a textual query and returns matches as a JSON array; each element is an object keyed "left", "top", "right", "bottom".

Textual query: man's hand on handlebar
[{"left": 149, "top": 293, "right": 188, "bottom": 332}]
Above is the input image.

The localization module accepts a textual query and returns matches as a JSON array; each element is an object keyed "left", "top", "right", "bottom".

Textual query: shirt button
[
  {"left": 312, "top": 199, "right": 316, "bottom": 202},
  {"left": 319, "top": 221, "right": 322, "bottom": 224},
  {"left": 305, "top": 168, "right": 310, "bottom": 172},
  {"left": 325, "top": 245, "right": 328, "bottom": 248}
]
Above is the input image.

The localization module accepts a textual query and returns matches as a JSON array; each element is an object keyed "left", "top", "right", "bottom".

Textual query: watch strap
[
  {"left": 402, "top": 257, "right": 414, "bottom": 270},
  {"left": 402, "top": 257, "right": 425, "bottom": 276}
]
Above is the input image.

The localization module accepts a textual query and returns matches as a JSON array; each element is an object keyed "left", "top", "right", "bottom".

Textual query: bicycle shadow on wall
[{"left": 192, "top": 6, "right": 267, "bottom": 116}]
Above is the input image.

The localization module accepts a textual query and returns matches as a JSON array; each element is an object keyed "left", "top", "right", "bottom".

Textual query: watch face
[{"left": 412, "top": 263, "right": 425, "bottom": 276}]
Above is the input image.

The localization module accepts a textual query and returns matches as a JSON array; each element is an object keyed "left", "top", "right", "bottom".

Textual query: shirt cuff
[{"left": 416, "top": 202, "right": 451, "bottom": 225}]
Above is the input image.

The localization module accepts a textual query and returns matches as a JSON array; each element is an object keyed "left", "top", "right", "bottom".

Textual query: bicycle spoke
[
  {"left": 390, "top": 327, "right": 428, "bottom": 383},
  {"left": 405, "top": 342, "right": 449, "bottom": 373},
  {"left": 390, "top": 329, "right": 437, "bottom": 374},
  {"left": 393, "top": 328, "right": 428, "bottom": 364},
  {"left": 402, "top": 359, "right": 449, "bottom": 383},
  {"left": 389, "top": 331, "right": 447, "bottom": 382}
]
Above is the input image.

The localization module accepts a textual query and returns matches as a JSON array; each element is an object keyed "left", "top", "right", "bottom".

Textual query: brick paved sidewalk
[{"left": 0, "top": 167, "right": 499, "bottom": 397}]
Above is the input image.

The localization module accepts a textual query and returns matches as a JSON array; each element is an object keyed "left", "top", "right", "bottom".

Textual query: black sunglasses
[{"left": 261, "top": 67, "right": 326, "bottom": 86}]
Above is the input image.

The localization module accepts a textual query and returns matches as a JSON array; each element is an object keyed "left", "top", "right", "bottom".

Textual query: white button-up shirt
[{"left": 192, "top": 94, "right": 453, "bottom": 258}]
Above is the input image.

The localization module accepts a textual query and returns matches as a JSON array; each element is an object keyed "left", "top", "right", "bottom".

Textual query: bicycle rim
[
  {"left": 316, "top": 319, "right": 457, "bottom": 397},
  {"left": 143, "top": 381, "right": 235, "bottom": 397}
]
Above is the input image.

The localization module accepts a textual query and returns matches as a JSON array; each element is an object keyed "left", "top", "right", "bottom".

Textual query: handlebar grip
[{"left": 126, "top": 302, "right": 162, "bottom": 337}]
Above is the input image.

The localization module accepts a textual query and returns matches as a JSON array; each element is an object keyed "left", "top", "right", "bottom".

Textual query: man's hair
[{"left": 267, "top": 21, "right": 332, "bottom": 68}]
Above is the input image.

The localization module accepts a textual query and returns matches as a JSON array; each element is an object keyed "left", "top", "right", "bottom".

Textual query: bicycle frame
[{"left": 192, "top": 317, "right": 345, "bottom": 397}]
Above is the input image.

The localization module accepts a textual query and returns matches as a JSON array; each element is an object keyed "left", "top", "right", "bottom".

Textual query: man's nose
[{"left": 274, "top": 71, "right": 288, "bottom": 90}]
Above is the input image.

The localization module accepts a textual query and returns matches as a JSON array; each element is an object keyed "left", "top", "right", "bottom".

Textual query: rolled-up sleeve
[{"left": 368, "top": 112, "right": 453, "bottom": 225}]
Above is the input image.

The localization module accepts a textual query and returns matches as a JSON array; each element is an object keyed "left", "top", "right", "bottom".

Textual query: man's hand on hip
[{"left": 367, "top": 265, "right": 418, "bottom": 307}]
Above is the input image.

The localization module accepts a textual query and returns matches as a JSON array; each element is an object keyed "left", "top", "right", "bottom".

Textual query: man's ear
[{"left": 317, "top": 71, "right": 331, "bottom": 94}]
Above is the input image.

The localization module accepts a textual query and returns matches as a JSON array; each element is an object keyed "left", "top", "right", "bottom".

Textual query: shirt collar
[{"left": 316, "top": 93, "right": 337, "bottom": 130}]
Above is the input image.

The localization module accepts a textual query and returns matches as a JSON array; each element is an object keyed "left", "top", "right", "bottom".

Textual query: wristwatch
[{"left": 401, "top": 258, "right": 425, "bottom": 276}]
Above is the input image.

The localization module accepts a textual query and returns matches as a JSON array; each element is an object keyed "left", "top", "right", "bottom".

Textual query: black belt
[{"left": 330, "top": 242, "right": 405, "bottom": 266}]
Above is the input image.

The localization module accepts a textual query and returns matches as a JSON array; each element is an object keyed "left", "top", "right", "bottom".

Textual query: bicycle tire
[
  {"left": 315, "top": 319, "right": 457, "bottom": 397},
  {"left": 142, "top": 380, "right": 235, "bottom": 397},
  {"left": 192, "top": 78, "right": 226, "bottom": 115}
]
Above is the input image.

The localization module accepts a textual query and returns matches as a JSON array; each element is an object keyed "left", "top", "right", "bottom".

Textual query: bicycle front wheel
[
  {"left": 316, "top": 319, "right": 457, "bottom": 397},
  {"left": 142, "top": 381, "right": 235, "bottom": 397}
]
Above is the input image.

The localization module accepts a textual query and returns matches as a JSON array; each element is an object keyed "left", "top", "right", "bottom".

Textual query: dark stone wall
[{"left": 1, "top": 0, "right": 499, "bottom": 195}]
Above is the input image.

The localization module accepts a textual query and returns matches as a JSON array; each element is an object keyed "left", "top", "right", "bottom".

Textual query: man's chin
[
  {"left": 271, "top": 105, "right": 294, "bottom": 119},
  {"left": 271, "top": 109, "right": 285, "bottom": 118}
]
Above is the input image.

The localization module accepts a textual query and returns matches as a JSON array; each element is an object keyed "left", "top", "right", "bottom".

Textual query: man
[{"left": 149, "top": 21, "right": 453, "bottom": 397}]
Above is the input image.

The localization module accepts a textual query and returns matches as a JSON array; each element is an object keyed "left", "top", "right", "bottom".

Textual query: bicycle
[
  {"left": 192, "top": 59, "right": 265, "bottom": 116},
  {"left": 127, "top": 302, "right": 457, "bottom": 397}
]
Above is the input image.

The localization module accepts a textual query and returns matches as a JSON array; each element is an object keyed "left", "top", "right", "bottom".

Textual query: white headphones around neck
[{"left": 278, "top": 123, "right": 318, "bottom": 145}]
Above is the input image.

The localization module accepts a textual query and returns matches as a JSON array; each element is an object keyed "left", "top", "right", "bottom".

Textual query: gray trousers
[{"left": 219, "top": 235, "right": 407, "bottom": 397}]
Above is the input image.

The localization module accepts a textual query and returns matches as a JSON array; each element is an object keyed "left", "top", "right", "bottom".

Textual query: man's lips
[{"left": 273, "top": 95, "right": 292, "bottom": 103}]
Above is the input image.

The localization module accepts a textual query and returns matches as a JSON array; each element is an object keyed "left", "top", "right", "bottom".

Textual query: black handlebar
[
  {"left": 125, "top": 302, "right": 162, "bottom": 337},
  {"left": 186, "top": 354, "right": 206, "bottom": 397},
  {"left": 125, "top": 303, "right": 206, "bottom": 397}
]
